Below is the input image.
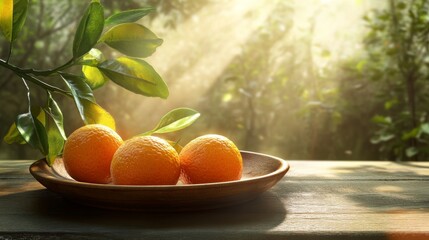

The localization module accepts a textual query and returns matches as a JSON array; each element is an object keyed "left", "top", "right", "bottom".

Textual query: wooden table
[{"left": 1, "top": 160, "right": 428, "bottom": 239}]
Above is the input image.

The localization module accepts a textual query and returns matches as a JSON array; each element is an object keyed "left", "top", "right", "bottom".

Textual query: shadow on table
[
  {"left": 0, "top": 189, "right": 287, "bottom": 231},
  {"left": 323, "top": 164, "right": 429, "bottom": 212},
  {"left": 395, "top": 161, "right": 429, "bottom": 169},
  {"left": 330, "top": 163, "right": 429, "bottom": 179}
]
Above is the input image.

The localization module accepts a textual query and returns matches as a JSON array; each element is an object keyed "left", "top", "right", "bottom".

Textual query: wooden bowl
[{"left": 29, "top": 151, "right": 289, "bottom": 211}]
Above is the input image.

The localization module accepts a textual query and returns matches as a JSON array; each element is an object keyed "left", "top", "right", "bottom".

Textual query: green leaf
[
  {"left": 46, "top": 92, "right": 66, "bottom": 140},
  {"left": 421, "top": 123, "right": 429, "bottom": 135},
  {"left": 0, "top": 0, "right": 13, "bottom": 41},
  {"left": 44, "top": 109, "right": 64, "bottom": 166},
  {"left": 371, "top": 115, "right": 392, "bottom": 125},
  {"left": 11, "top": 0, "right": 28, "bottom": 41},
  {"left": 356, "top": 60, "right": 366, "bottom": 73},
  {"left": 16, "top": 112, "right": 37, "bottom": 144},
  {"left": 99, "top": 57, "right": 168, "bottom": 98},
  {"left": 402, "top": 127, "right": 420, "bottom": 141},
  {"left": 380, "top": 133, "right": 395, "bottom": 142},
  {"left": 61, "top": 73, "right": 95, "bottom": 102},
  {"left": 370, "top": 133, "right": 394, "bottom": 144},
  {"left": 384, "top": 99, "right": 398, "bottom": 110},
  {"left": 31, "top": 106, "right": 46, "bottom": 125},
  {"left": 61, "top": 73, "right": 116, "bottom": 130},
  {"left": 33, "top": 117, "right": 49, "bottom": 155},
  {"left": 141, "top": 108, "right": 200, "bottom": 135},
  {"left": 81, "top": 99, "right": 116, "bottom": 130},
  {"left": 16, "top": 112, "right": 48, "bottom": 155},
  {"left": 406, "top": 147, "right": 418, "bottom": 158},
  {"left": 3, "top": 122, "right": 26, "bottom": 144},
  {"left": 100, "top": 23, "right": 163, "bottom": 57},
  {"left": 73, "top": 0, "right": 104, "bottom": 58},
  {"left": 81, "top": 49, "right": 108, "bottom": 89},
  {"left": 105, "top": 7, "right": 154, "bottom": 26},
  {"left": 82, "top": 66, "right": 108, "bottom": 89}
]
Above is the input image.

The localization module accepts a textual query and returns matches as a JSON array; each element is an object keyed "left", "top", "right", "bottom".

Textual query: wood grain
[{"left": 0, "top": 160, "right": 428, "bottom": 239}]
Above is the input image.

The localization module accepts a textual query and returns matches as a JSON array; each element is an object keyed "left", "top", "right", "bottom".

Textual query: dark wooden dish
[{"left": 29, "top": 151, "right": 289, "bottom": 211}]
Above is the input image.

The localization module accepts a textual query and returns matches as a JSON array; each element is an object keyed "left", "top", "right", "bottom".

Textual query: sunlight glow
[
  {"left": 113, "top": 0, "right": 380, "bottom": 143},
  {"left": 122, "top": 0, "right": 277, "bottom": 135}
]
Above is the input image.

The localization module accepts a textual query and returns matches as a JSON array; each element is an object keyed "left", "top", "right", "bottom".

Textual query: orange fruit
[
  {"left": 179, "top": 134, "right": 242, "bottom": 184},
  {"left": 111, "top": 136, "right": 180, "bottom": 185},
  {"left": 63, "top": 124, "right": 123, "bottom": 184}
]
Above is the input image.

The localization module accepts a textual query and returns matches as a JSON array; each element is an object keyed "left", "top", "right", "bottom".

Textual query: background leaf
[
  {"left": 61, "top": 73, "right": 115, "bottom": 130},
  {"left": 421, "top": 123, "right": 429, "bottom": 135},
  {"left": 406, "top": 147, "right": 418, "bottom": 158},
  {"left": 73, "top": 0, "right": 104, "bottom": 58},
  {"left": 11, "top": 0, "right": 28, "bottom": 41},
  {"left": 100, "top": 23, "right": 163, "bottom": 57},
  {"left": 0, "top": 0, "right": 13, "bottom": 41},
  {"left": 99, "top": 57, "right": 168, "bottom": 98},
  {"left": 371, "top": 115, "right": 392, "bottom": 125},
  {"left": 141, "top": 108, "right": 200, "bottom": 135},
  {"left": 105, "top": 7, "right": 154, "bottom": 26},
  {"left": 3, "top": 122, "right": 26, "bottom": 144}
]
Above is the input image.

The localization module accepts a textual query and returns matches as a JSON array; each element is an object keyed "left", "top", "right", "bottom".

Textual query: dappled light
[
  {"left": 121, "top": 0, "right": 277, "bottom": 132},
  {"left": 1, "top": 0, "right": 428, "bottom": 161},
  {"left": 102, "top": 0, "right": 385, "bottom": 160}
]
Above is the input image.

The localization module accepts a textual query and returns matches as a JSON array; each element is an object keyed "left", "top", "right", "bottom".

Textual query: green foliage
[
  {"left": 141, "top": 108, "right": 200, "bottom": 136},
  {"left": 60, "top": 73, "right": 116, "bottom": 130},
  {"left": 72, "top": 0, "right": 104, "bottom": 58},
  {"left": 105, "top": 7, "right": 154, "bottom": 26},
  {"left": 100, "top": 23, "right": 163, "bottom": 58},
  {"left": 45, "top": 92, "right": 66, "bottom": 140},
  {"left": 192, "top": 2, "right": 348, "bottom": 159},
  {"left": 363, "top": 0, "right": 429, "bottom": 160},
  {"left": 15, "top": 87, "right": 49, "bottom": 156},
  {"left": 44, "top": 111, "right": 64, "bottom": 166},
  {"left": 0, "top": 0, "right": 199, "bottom": 165},
  {"left": 81, "top": 48, "right": 108, "bottom": 89},
  {"left": 99, "top": 57, "right": 169, "bottom": 98},
  {"left": 11, "top": 0, "right": 28, "bottom": 41},
  {"left": 3, "top": 122, "right": 26, "bottom": 144}
]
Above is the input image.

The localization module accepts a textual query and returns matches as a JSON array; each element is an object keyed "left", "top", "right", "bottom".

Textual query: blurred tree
[
  {"left": 194, "top": 2, "right": 345, "bottom": 159},
  {"left": 194, "top": 0, "right": 429, "bottom": 161},
  {"left": 362, "top": 0, "right": 429, "bottom": 160},
  {"left": 196, "top": 2, "right": 295, "bottom": 154}
]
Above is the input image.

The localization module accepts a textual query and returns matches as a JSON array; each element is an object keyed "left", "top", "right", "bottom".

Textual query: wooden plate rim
[{"left": 29, "top": 150, "right": 290, "bottom": 190}]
